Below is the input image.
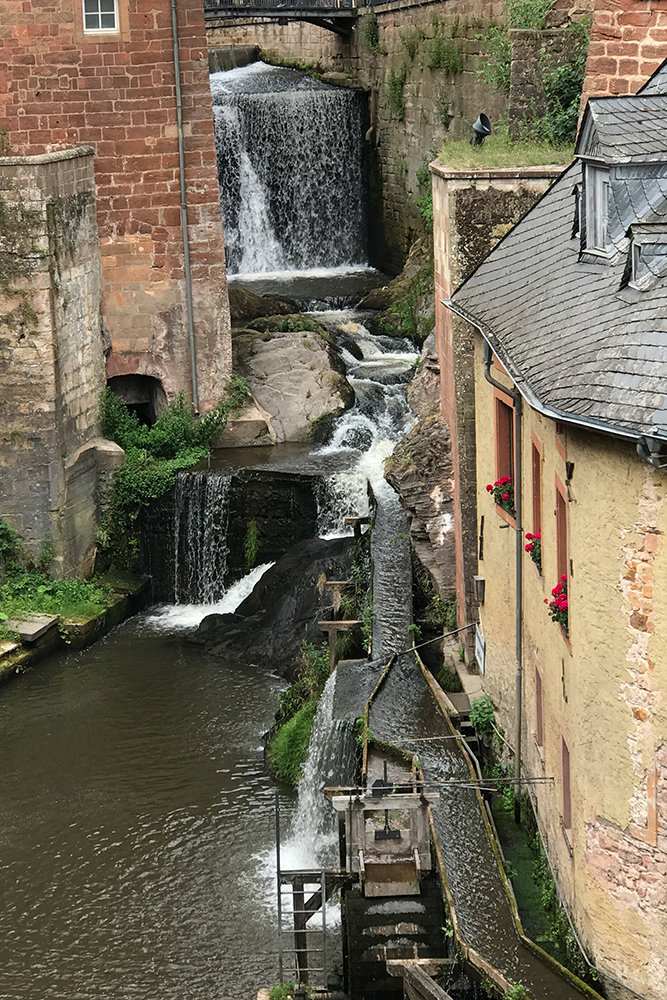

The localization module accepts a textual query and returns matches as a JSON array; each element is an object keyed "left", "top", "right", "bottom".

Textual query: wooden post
[
  {"left": 318, "top": 620, "right": 362, "bottom": 672},
  {"left": 344, "top": 515, "right": 370, "bottom": 539},
  {"left": 323, "top": 579, "right": 350, "bottom": 616}
]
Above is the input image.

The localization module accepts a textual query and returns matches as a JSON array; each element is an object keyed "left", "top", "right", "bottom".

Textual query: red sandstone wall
[
  {"left": 1, "top": 0, "right": 231, "bottom": 410},
  {"left": 581, "top": 0, "right": 667, "bottom": 100}
]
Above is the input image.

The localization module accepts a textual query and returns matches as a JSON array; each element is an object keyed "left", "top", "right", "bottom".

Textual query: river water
[{"left": 0, "top": 613, "right": 292, "bottom": 1000}]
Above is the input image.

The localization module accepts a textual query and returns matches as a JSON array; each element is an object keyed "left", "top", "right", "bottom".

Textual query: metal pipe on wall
[{"left": 170, "top": 0, "right": 200, "bottom": 414}]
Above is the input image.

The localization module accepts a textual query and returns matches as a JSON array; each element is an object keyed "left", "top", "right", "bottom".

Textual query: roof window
[
  {"left": 584, "top": 164, "right": 609, "bottom": 254},
  {"left": 626, "top": 225, "right": 667, "bottom": 290}
]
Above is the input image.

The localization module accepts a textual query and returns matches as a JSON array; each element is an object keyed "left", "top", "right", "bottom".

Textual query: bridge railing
[{"left": 204, "top": 0, "right": 356, "bottom": 11}]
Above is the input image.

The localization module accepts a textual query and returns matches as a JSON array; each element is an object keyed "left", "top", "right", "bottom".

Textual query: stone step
[{"left": 4, "top": 614, "right": 59, "bottom": 643}]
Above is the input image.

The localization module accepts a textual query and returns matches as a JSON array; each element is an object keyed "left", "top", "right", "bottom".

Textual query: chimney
[{"left": 581, "top": 0, "right": 666, "bottom": 102}]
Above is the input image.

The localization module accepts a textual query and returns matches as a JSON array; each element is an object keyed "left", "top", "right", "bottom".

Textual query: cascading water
[
  {"left": 173, "top": 472, "right": 231, "bottom": 604},
  {"left": 314, "top": 314, "right": 418, "bottom": 539},
  {"left": 211, "top": 62, "right": 367, "bottom": 277},
  {"left": 284, "top": 671, "right": 357, "bottom": 869}
]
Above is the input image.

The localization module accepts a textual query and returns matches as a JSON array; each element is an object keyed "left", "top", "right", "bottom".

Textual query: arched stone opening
[{"left": 106, "top": 374, "right": 168, "bottom": 426}]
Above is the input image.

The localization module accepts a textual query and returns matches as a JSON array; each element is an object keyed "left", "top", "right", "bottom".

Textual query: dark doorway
[{"left": 106, "top": 375, "right": 167, "bottom": 426}]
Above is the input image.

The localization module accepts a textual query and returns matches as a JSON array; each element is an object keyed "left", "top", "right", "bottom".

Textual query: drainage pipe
[
  {"left": 170, "top": 0, "right": 199, "bottom": 413},
  {"left": 483, "top": 339, "right": 523, "bottom": 824}
]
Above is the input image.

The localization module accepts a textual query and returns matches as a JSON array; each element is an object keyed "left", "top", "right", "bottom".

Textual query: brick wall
[
  {"left": 1, "top": 0, "right": 231, "bottom": 409},
  {"left": 581, "top": 0, "right": 667, "bottom": 100}
]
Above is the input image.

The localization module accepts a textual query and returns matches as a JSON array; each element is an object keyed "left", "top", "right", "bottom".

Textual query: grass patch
[
  {"left": 268, "top": 699, "right": 318, "bottom": 786},
  {"left": 0, "top": 573, "right": 112, "bottom": 625},
  {"left": 438, "top": 132, "right": 573, "bottom": 169}
]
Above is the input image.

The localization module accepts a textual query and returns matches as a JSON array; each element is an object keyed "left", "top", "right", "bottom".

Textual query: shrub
[
  {"left": 100, "top": 386, "right": 239, "bottom": 566},
  {"left": 427, "top": 36, "right": 463, "bottom": 72},
  {"left": 359, "top": 12, "right": 380, "bottom": 51},
  {"left": 386, "top": 64, "right": 408, "bottom": 120},
  {"left": 470, "top": 694, "right": 495, "bottom": 736}
]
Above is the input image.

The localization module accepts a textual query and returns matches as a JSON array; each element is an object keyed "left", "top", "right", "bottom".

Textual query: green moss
[
  {"left": 0, "top": 194, "right": 42, "bottom": 331},
  {"left": 268, "top": 699, "right": 318, "bottom": 785}
]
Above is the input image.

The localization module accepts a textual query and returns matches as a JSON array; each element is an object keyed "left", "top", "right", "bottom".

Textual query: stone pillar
[
  {"left": 430, "top": 163, "right": 560, "bottom": 654},
  {"left": 0, "top": 147, "right": 109, "bottom": 576}
]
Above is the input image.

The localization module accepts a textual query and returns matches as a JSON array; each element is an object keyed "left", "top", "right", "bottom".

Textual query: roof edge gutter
[{"left": 442, "top": 298, "right": 641, "bottom": 443}]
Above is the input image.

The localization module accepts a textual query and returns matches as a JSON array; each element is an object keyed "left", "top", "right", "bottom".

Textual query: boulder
[
  {"left": 232, "top": 324, "right": 353, "bottom": 443},
  {"left": 193, "top": 535, "right": 354, "bottom": 677},
  {"left": 407, "top": 332, "right": 440, "bottom": 423},
  {"left": 228, "top": 285, "right": 298, "bottom": 322},
  {"left": 358, "top": 238, "right": 435, "bottom": 345}
]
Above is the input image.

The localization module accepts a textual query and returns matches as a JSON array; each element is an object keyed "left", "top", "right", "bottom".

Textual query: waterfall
[
  {"left": 210, "top": 63, "right": 367, "bottom": 276},
  {"left": 286, "top": 672, "right": 356, "bottom": 869},
  {"left": 173, "top": 472, "right": 232, "bottom": 604}
]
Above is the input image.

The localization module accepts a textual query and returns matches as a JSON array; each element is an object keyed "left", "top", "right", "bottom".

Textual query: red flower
[
  {"left": 525, "top": 543, "right": 533, "bottom": 552},
  {"left": 486, "top": 484, "right": 493, "bottom": 492},
  {"left": 560, "top": 574, "right": 567, "bottom": 581},
  {"left": 502, "top": 493, "right": 510, "bottom": 501},
  {"left": 525, "top": 533, "right": 533, "bottom": 540}
]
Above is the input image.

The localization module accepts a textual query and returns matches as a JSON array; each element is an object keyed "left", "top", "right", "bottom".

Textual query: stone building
[
  {"left": 1, "top": 0, "right": 231, "bottom": 411},
  {"left": 1, "top": 0, "right": 231, "bottom": 572},
  {"left": 440, "top": 62, "right": 667, "bottom": 1000}
]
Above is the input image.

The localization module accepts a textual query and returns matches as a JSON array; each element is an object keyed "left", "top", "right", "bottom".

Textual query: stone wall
[
  {"left": 0, "top": 147, "right": 107, "bottom": 575},
  {"left": 1, "top": 0, "right": 231, "bottom": 409},
  {"left": 209, "top": 0, "right": 509, "bottom": 273},
  {"left": 581, "top": 0, "right": 667, "bottom": 102},
  {"left": 430, "top": 164, "right": 561, "bottom": 639}
]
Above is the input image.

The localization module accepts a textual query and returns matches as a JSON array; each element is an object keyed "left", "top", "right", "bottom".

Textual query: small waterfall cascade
[
  {"left": 173, "top": 472, "right": 232, "bottom": 604},
  {"left": 286, "top": 671, "right": 356, "bottom": 869},
  {"left": 314, "top": 314, "right": 418, "bottom": 537},
  {"left": 210, "top": 62, "right": 367, "bottom": 277}
]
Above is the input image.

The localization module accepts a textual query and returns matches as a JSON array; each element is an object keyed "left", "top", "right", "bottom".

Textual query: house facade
[{"left": 442, "top": 66, "right": 667, "bottom": 1000}]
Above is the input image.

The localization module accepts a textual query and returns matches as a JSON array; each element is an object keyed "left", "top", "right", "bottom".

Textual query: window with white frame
[
  {"left": 585, "top": 164, "right": 609, "bottom": 252},
  {"left": 83, "top": 0, "right": 118, "bottom": 32}
]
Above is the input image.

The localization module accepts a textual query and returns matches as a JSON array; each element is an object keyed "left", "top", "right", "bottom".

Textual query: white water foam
[{"left": 145, "top": 562, "right": 275, "bottom": 631}]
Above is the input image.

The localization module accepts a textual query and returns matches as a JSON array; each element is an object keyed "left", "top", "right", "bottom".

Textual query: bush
[
  {"left": 359, "top": 12, "right": 380, "bottom": 51},
  {"left": 268, "top": 700, "right": 318, "bottom": 785},
  {"left": 386, "top": 65, "right": 408, "bottom": 120},
  {"left": 100, "top": 385, "right": 241, "bottom": 566},
  {"left": 428, "top": 36, "right": 462, "bottom": 72},
  {"left": 470, "top": 694, "right": 495, "bottom": 736}
]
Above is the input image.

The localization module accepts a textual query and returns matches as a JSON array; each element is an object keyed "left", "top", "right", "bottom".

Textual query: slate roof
[
  {"left": 576, "top": 95, "right": 667, "bottom": 163},
  {"left": 449, "top": 68, "right": 667, "bottom": 441}
]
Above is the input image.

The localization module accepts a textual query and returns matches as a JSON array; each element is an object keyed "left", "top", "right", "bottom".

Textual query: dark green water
[{"left": 0, "top": 615, "right": 292, "bottom": 1000}]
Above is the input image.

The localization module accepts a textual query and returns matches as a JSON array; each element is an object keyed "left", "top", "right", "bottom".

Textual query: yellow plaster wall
[{"left": 472, "top": 330, "right": 667, "bottom": 999}]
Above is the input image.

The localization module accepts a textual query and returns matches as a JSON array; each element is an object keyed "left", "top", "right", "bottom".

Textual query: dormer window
[
  {"left": 626, "top": 225, "right": 667, "bottom": 290},
  {"left": 584, "top": 164, "right": 609, "bottom": 253}
]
